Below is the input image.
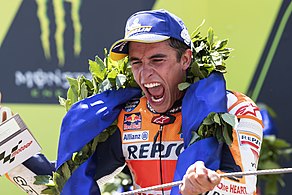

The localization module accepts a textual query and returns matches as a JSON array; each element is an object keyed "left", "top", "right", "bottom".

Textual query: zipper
[{"left": 153, "top": 125, "right": 165, "bottom": 195}]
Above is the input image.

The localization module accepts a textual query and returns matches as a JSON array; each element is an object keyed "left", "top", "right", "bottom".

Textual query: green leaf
[
  {"left": 91, "top": 136, "right": 99, "bottom": 154},
  {"left": 98, "top": 131, "right": 110, "bottom": 142},
  {"left": 263, "top": 135, "right": 276, "bottom": 143},
  {"left": 67, "top": 77, "right": 78, "bottom": 88},
  {"left": 94, "top": 55, "right": 106, "bottom": 70},
  {"left": 92, "top": 76, "right": 99, "bottom": 94},
  {"left": 99, "top": 78, "right": 112, "bottom": 92},
  {"left": 214, "top": 39, "right": 228, "bottom": 50},
  {"left": 259, "top": 160, "right": 280, "bottom": 170},
  {"left": 264, "top": 180, "right": 278, "bottom": 195},
  {"left": 213, "top": 113, "right": 221, "bottom": 125},
  {"left": 190, "top": 61, "right": 205, "bottom": 79},
  {"left": 41, "top": 187, "right": 60, "bottom": 195},
  {"left": 189, "top": 131, "right": 200, "bottom": 146},
  {"left": 197, "top": 124, "right": 205, "bottom": 137},
  {"left": 206, "top": 112, "right": 216, "bottom": 119},
  {"left": 202, "top": 116, "right": 214, "bottom": 125},
  {"left": 66, "top": 77, "right": 78, "bottom": 104},
  {"left": 81, "top": 142, "right": 90, "bottom": 154},
  {"left": 194, "top": 41, "right": 207, "bottom": 53},
  {"left": 52, "top": 172, "right": 63, "bottom": 192},
  {"left": 58, "top": 97, "right": 72, "bottom": 112},
  {"left": 58, "top": 96, "right": 66, "bottom": 107},
  {"left": 83, "top": 77, "right": 94, "bottom": 94},
  {"left": 280, "top": 148, "right": 292, "bottom": 155},
  {"left": 89, "top": 59, "right": 106, "bottom": 82},
  {"left": 67, "top": 85, "right": 78, "bottom": 104},
  {"left": 221, "top": 113, "right": 237, "bottom": 128},
  {"left": 116, "top": 74, "right": 127, "bottom": 89},
  {"left": 178, "top": 82, "right": 191, "bottom": 91},
  {"left": 108, "top": 69, "right": 118, "bottom": 79},
  {"left": 79, "top": 82, "right": 88, "bottom": 100},
  {"left": 273, "top": 139, "right": 291, "bottom": 148},
  {"left": 215, "top": 65, "right": 226, "bottom": 72},
  {"left": 191, "top": 19, "right": 205, "bottom": 39},
  {"left": 60, "top": 162, "right": 71, "bottom": 180},
  {"left": 207, "top": 27, "right": 214, "bottom": 47},
  {"left": 34, "top": 175, "right": 52, "bottom": 185},
  {"left": 278, "top": 177, "right": 286, "bottom": 187},
  {"left": 222, "top": 124, "right": 233, "bottom": 146}
]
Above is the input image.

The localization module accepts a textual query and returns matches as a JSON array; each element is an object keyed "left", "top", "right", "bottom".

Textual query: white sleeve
[{"left": 206, "top": 92, "right": 263, "bottom": 195}]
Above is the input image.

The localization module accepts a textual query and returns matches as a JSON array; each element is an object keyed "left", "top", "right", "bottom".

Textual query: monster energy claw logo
[{"left": 36, "top": 0, "right": 82, "bottom": 66}]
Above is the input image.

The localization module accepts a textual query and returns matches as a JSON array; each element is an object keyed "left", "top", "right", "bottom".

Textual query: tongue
[{"left": 148, "top": 85, "right": 164, "bottom": 98}]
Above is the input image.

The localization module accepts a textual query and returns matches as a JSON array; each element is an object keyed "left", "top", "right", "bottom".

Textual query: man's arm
[{"left": 180, "top": 91, "right": 263, "bottom": 195}]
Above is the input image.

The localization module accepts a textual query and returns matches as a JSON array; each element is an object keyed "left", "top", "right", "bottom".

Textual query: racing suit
[
  {"left": 116, "top": 91, "right": 263, "bottom": 195},
  {"left": 4, "top": 90, "right": 263, "bottom": 195}
]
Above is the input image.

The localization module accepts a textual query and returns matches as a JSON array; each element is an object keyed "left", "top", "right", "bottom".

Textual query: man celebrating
[
  {"left": 4, "top": 9, "right": 263, "bottom": 195},
  {"left": 110, "top": 9, "right": 222, "bottom": 194},
  {"left": 107, "top": 9, "right": 263, "bottom": 195}
]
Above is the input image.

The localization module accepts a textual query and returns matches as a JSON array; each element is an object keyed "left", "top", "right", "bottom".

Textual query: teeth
[
  {"left": 151, "top": 96, "right": 163, "bottom": 103},
  {"left": 144, "top": 83, "right": 161, "bottom": 88}
]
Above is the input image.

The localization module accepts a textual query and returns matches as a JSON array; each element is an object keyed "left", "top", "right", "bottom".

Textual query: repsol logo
[
  {"left": 240, "top": 134, "right": 261, "bottom": 149},
  {"left": 123, "top": 141, "right": 184, "bottom": 160}
]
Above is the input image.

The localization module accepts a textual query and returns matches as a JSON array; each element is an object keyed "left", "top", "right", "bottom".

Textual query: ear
[{"left": 181, "top": 49, "right": 192, "bottom": 70}]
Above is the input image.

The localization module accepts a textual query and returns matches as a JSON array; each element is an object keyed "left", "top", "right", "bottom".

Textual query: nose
[{"left": 139, "top": 64, "right": 153, "bottom": 80}]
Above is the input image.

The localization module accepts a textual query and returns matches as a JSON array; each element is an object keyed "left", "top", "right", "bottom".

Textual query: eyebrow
[
  {"left": 149, "top": 54, "right": 167, "bottom": 59},
  {"left": 129, "top": 54, "right": 167, "bottom": 62},
  {"left": 129, "top": 56, "right": 140, "bottom": 62}
]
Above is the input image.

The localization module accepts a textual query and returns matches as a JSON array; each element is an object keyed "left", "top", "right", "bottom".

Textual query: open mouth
[{"left": 144, "top": 82, "right": 164, "bottom": 103}]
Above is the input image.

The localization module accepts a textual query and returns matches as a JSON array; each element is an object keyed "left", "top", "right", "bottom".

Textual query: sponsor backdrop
[{"left": 0, "top": 0, "right": 290, "bottom": 194}]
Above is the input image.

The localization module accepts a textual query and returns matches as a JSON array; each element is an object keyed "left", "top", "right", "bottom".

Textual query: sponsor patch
[
  {"left": 123, "top": 131, "right": 149, "bottom": 143},
  {"left": 123, "top": 141, "right": 184, "bottom": 160},
  {"left": 239, "top": 131, "right": 261, "bottom": 156},
  {"left": 124, "top": 98, "right": 140, "bottom": 112},
  {"left": 212, "top": 182, "right": 248, "bottom": 195},
  {"left": 126, "top": 18, "right": 152, "bottom": 37},
  {"left": 151, "top": 114, "right": 176, "bottom": 125},
  {"left": 235, "top": 103, "right": 260, "bottom": 117},
  {"left": 123, "top": 113, "right": 142, "bottom": 130}
]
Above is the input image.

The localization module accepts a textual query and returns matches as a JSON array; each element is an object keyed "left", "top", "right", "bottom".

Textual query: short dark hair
[{"left": 167, "top": 38, "right": 190, "bottom": 62}]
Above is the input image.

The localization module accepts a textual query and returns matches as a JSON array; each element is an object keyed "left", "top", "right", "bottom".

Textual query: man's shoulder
[
  {"left": 226, "top": 91, "right": 254, "bottom": 107},
  {"left": 226, "top": 91, "right": 262, "bottom": 119}
]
